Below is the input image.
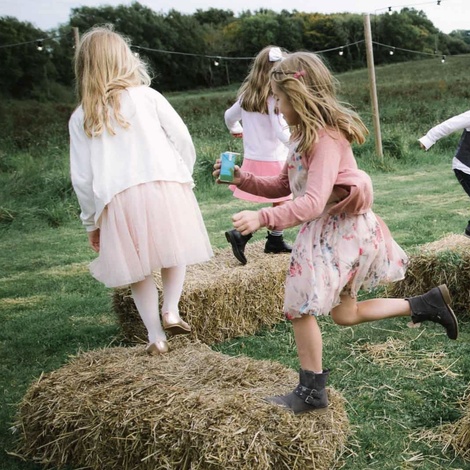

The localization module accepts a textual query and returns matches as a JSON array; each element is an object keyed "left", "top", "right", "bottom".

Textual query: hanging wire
[
  {"left": 373, "top": 40, "right": 437, "bottom": 56},
  {"left": 375, "top": 0, "right": 444, "bottom": 13}
]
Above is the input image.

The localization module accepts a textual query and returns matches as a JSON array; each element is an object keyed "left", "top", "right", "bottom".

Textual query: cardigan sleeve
[
  {"left": 69, "top": 113, "right": 98, "bottom": 232},
  {"left": 69, "top": 113, "right": 97, "bottom": 232},
  {"left": 258, "top": 135, "right": 343, "bottom": 231},
  {"left": 419, "top": 110, "right": 470, "bottom": 150},
  {"left": 156, "top": 92, "right": 196, "bottom": 175},
  {"left": 224, "top": 100, "right": 244, "bottom": 135},
  {"left": 237, "top": 161, "right": 291, "bottom": 198}
]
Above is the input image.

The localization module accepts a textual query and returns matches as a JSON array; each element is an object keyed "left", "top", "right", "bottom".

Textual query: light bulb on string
[
  {"left": 36, "top": 40, "right": 43, "bottom": 51},
  {"left": 214, "top": 60, "right": 220, "bottom": 66},
  {"left": 441, "top": 55, "right": 446, "bottom": 63},
  {"left": 388, "top": 6, "right": 392, "bottom": 13},
  {"left": 338, "top": 46, "right": 344, "bottom": 56},
  {"left": 389, "top": 47, "right": 395, "bottom": 56},
  {"left": 437, "top": 0, "right": 441, "bottom": 5}
]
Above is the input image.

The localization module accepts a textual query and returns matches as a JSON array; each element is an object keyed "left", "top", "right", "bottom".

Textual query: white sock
[
  {"left": 130, "top": 275, "right": 165, "bottom": 344},
  {"left": 161, "top": 266, "right": 186, "bottom": 315}
]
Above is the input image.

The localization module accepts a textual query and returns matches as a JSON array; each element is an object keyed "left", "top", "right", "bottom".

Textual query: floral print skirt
[{"left": 284, "top": 210, "right": 408, "bottom": 319}]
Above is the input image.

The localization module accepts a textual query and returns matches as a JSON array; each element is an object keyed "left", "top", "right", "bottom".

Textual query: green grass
[{"left": 2, "top": 55, "right": 470, "bottom": 469}]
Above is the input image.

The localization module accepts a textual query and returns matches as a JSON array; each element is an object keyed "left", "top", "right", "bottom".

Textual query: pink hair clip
[{"left": 293, "top": 70, "right": 306, "bottom": 79}]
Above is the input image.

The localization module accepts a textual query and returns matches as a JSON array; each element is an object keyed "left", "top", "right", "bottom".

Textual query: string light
[
  {"left": 388, "top": 6, "right": 392, "bottom": 12},
  {"left": 441, "top": 54, "right": 446, "bottom": 63},
  {"left": 36, "top": 40, "right": 43, "bottom": 51},
  {"left": 214, "top": 59, "right": 220, "bottom": 66},
  {"left": 437, "top": 0, "right": 441, "bottom": 4},
  {"left": 389, "top": 47, "right": 395, "bottom": 55},
  {"left": 339, "top": 46, "right": 344, "bottom": 56}
]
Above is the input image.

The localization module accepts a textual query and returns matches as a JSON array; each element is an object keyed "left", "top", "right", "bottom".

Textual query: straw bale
[
  {"left": 15, "top": 340, "right": 349, "bottom": 470},
  {"left": 387, "top": 234, "right": 470, "bottom": 318},
  {"left": 113, "top": 241, "right": 290, "bottom": 345},
  {"left": 417, "top": 388, "right": 470, "bottom": 461}
]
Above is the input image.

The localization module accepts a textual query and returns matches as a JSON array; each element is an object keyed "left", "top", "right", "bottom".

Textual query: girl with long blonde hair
[
  {"left": 223, "top": 45, "right": 292, "bottom": 265},
  {"left": 215, "top": 51, "right": 458, "bottom": 414},
  {"left": 70, "top": 25, "right": 213, "bottom": 355}
]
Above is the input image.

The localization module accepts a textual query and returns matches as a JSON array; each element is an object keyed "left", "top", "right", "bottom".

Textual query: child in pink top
[{"left": 214, "top": 51, "right": 458, "bottom": 414}]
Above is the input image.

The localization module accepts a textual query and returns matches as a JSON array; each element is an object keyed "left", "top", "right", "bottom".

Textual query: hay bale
[
  {"left": 15, "top": 340, "right": 349, "bottom": 470},
  {"left": 114, "top": 241, "right": 290, "bottom": 345},
  {"left": 418, "top": 388, "right": 470, "bottom": 462},
  {"left": 387, "top": 234, "right": 470, "bottom": 318}
]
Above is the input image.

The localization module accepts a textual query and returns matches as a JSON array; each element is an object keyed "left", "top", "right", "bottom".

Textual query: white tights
[{"left": 130, "top": 266, "right": 186, "bottom": 343}]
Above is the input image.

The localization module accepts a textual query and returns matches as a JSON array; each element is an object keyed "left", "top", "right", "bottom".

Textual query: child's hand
[
  {"left": 232, "top": 210, "right": 261, "bottom": 235},
  {"left": 88, "top": 229, "right": 100, "bottom": 252},
  {"left": 213, "top": 159, "right": 242, "bottom": 185},
  {"left": 231, "top": 132, "right": 243, "bottom": 139}
]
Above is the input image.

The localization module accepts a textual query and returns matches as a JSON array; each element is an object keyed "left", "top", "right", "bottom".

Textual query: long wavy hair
[
  {"left": 237, "top": 45, "right": 286, "bottom": 114},
  {"left": 74, "top": 25, "right": 151, "bottom": 137},
  {"left": 270, "top": 51, "right": 368, "bottom": 154}
]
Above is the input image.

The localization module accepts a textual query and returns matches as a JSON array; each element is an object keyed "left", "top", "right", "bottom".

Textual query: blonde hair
[
  {"left": 237, "top": 45, "right": 286, "bottom": 114},
  {"left": 74, "top": 25, "right": 152, "bottom": 137},
  {"left": 270, "top": 51, "right": 368, "bottom": 154}
]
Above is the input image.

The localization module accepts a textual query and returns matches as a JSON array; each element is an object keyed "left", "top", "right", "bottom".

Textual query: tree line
[{"left": 1, "top": 2, "right": 470, "bottom": 100}]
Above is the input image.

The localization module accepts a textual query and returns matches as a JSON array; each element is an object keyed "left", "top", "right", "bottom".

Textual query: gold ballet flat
[
  {"left": 162, "top": 311, "right": 191, "bottom": 336},
  {"left": 146, "top": 340, "right": 169, "bottom": 355}
]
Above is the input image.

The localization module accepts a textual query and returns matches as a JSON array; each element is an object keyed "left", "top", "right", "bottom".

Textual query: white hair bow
[{"left": 269, "top": 47, "right": 283, "bottom": 62}]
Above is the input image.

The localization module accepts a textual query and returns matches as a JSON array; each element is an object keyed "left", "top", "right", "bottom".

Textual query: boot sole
[
  {"left": 225, "top": 231, "right": 247, "bottom": 265},
  {"left": 437, "top": 284, "right": 459, "bottom": 340}
]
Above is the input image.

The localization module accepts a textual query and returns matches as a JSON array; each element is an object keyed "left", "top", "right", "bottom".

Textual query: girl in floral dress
[{"left": 214, "top": 51, "right": 458, "bottom": 414}]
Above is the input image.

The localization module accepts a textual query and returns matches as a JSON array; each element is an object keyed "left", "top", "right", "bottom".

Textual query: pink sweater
[{"left": 237, "top": 129, "right": 374, "bottom": 231}]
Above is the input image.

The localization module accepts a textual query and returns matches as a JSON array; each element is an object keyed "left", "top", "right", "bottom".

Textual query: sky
[{"left": 2, "top": 0, "right": 469, "bottom": 34}]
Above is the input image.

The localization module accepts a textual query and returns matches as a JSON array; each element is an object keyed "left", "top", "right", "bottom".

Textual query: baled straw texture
[
  {"left": 387, "top": 234, "right": 470, "bottom": 318},
  {"left": 15, "top": 340, "right": 349, "bottom": 470},
  {"left": 114, "top": 241, "right": 290, "bottom": 345},
  {"left": 417, "top": 387, "right": 470, "bottom": 462}
]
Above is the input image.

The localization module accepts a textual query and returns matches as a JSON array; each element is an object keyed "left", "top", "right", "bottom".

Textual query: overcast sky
[{"left": 2, "top": 0, "right": 469, "bottom": 34}]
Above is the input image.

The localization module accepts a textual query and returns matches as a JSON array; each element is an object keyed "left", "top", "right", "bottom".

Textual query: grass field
[{"left": 2, "top": 55, "right": 470, "bottom": 469}]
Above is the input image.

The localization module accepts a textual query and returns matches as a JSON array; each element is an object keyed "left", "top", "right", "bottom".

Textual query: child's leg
[
  {"left": 130, "top": 275, "right": 165, "bottom": 344},
  {"left": 264, "top": 202, "right": 292, "bottom": 254},
  {"left": 331, "top": 295, "right": 410, "bottom": 326},
  {"left": 161, "top": 265, "right": 186, "bottom": 314},
  {"left": 291, "top": 315, "right": 323, "bottom": 372},
  {"left": 161, "top": 265, "right": 191, "bottom": 335},
  {"left": 266, "top": 314, "right": 328, "bottom": 414},
  {"left": 331, "top": 289, "right": 458, "bottom": 339}
]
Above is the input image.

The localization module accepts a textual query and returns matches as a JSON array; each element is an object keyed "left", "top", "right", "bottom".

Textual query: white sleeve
[
  {"left": 69, "top": 115, "right": 97, "bottom": 232},
  {"left": 419, "top": 110, "right": 470, "bottom": 150},
  {"left": 156, "top": 92, "right": 196, "bottom": 175},
  {"left": 224, "top": 100, "right": 243, "bottom": 134},
  {"left": 267, "top": 96, "right": 290, "bottom": 145}
]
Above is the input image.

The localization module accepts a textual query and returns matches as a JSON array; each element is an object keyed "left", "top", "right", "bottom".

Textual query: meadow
[{"left": 1, "top": 55, "right": 470, "bottom": 469}]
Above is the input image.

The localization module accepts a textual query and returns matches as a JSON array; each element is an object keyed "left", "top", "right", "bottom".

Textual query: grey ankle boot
[
  {"left": 265, "top": 369, "right": 329, "bottom": 414},
  {"left": 406, "top": 284, "right": 458, "bottom": 340}
]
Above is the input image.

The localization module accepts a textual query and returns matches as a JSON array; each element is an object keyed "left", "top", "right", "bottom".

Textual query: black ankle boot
[
  {"left": 265, "top": 369, "right": 329, "bottom": 414},
  {"left": 225, "top": 229, "right": 252, "bottom": 265},
  {"left": 264, "top": 233, "right": 292, "bottom": 254},
  {"left": 407, "top": 284, "right": 458, "bottom": 340}
]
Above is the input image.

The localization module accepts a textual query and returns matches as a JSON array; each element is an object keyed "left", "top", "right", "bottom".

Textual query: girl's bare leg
[
  {"left": 291, "top": 314, "right": 323, "bottom": 372},
  {"left": 331, "top": 295, "right": 411, "bottom": 326}
]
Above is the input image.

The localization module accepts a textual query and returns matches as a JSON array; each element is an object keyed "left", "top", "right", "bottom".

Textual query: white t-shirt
[{"left": 224, "top": 96, "right": 290, "bottom": 162}]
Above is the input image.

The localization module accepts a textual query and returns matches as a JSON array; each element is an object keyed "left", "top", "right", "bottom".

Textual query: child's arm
[
  {"left": 224, "top": 101, "right": 244, "bottom": 137},
  {"left": 419, "top": 110, "right": 470, "bottom": 150},
  {"left": 267, "top": 96, "right": 290, "bottom": 145},
  {"left": 69, "top": 113, "right": 97, "bottom": 232},
  {"left": 155, "top": 92, "right": 196, "bottom": 174}
]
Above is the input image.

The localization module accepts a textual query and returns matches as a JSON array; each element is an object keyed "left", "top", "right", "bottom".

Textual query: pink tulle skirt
[
  {"left": 89, "top": 181, "right": 213, "bottom": 288},
  {"left": 229, "top": 159, "right": 292, "bottom": 203}
]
